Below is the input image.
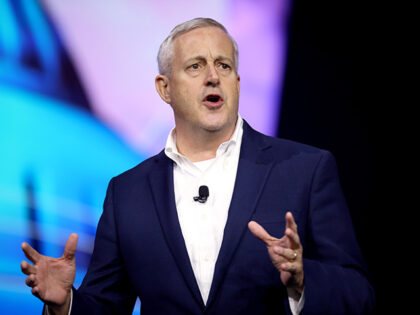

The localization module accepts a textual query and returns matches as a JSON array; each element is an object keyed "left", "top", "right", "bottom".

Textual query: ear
[
  {"left": 155, "top": 75, "right": 171, "bottom": 104},
  {"left": 236, "top": 74, "right": 240, "bottom": 94}
]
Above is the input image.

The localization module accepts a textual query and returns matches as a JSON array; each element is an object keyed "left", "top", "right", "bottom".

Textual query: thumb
[
  {"left": 63, "top": 233, "right": 78, "bottom": 260},
  {"left": 248, "top": 221, "right": 278, "bottom": 245}
]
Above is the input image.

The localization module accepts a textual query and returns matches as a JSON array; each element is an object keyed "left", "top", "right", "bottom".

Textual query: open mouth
[{"left": 203, "top": 94, "right": 223, "bottom": 107}]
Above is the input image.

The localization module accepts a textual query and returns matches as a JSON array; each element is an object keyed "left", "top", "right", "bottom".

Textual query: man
[{"left": 21, "top": 18, "right": 375, "bottom": 314}]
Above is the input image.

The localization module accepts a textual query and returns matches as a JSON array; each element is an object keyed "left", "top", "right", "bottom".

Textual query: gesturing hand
[
  {"left": 21, "top": 234, "right": 78, "bottom": 312},
  {"left": 248, "top": 212, "right": 304, "bottom": 297}
]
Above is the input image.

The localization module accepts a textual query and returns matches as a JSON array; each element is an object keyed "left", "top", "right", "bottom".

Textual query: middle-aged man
[{"left": 21, "top": 18, "right": 375, "bottom": 314}]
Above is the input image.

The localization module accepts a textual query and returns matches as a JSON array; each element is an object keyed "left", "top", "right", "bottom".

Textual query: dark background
[{"left": 278, "top": 1, "right": 380, "bottom": 313}]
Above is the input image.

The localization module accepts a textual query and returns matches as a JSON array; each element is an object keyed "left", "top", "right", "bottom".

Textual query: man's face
[{"left": 159, "top": 26, "right": 240, "bottom": 136}]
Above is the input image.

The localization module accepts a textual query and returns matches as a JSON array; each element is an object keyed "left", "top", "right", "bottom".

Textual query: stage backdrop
[{"left": 0, "top": 0, "right": 291, "bottom": 313}]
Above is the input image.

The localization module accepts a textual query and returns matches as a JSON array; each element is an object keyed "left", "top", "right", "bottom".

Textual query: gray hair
[{"left": 157, "top": 17, "right": 239, "bottom": 76}]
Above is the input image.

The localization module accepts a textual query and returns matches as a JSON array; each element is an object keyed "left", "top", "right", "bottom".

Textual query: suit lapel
[
  {"left": 206, "top": 121, "right": 274, "bottom": 308},
  {"left": 148, "top": 153, "right": 205, "bottom": 309}
]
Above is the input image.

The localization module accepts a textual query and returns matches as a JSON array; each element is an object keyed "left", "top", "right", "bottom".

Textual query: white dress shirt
[
  {"left": 164, "top": 116, "right": 243, "bottom": 304},
  {"left": 164, "top": 115, "right": 304, "bottom": 313}
]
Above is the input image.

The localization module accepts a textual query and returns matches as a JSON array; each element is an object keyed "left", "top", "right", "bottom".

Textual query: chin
[
  {"left": 203, "top": 125, "right": 224, "bottom": 133},
  {"left": 200, "top": 117, "right": 233, "bottom": 133}
]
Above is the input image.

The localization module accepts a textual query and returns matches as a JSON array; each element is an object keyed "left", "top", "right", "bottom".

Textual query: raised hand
[
  {"left": 248, "top": 212, "right": 304, "bottom": 297},
  {"left": 21, "top": 233, "right": 78, "bottom": 313}
]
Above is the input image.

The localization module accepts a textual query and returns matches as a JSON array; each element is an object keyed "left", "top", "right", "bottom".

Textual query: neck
[{"left": 175, "top": 123, "right": 237, "bottom": 162}]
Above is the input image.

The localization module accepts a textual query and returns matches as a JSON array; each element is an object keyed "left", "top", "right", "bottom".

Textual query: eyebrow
[
  {"left": 184, "top": 56, "right": 206, "bottom": 65},
  {"left": 184, "top": 55, "right": 234, "bottom": 65}
]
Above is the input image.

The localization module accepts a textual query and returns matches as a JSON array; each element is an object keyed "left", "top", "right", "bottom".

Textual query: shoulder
[
  {"left": 242, "top": 120, "right": 332, "bottom": 165},
  {"left": 110, "top": 150, "right": 169, "bottom": 186},
  {"left": 265, "top": 134, "right": 324, "bottom": 155}
]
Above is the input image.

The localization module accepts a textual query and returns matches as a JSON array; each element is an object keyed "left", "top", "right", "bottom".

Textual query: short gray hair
[{"left": 157, "top": 17, "right": 239, "bottom": 76}]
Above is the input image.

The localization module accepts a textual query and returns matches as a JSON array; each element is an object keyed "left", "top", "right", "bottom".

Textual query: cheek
[
  {"left": 228, "top": 82, "right": 240, "bottom": 105},
  {"left": 177, "top": 89, "right": 197, "bottom": 108},
  {"left": 171, "top": 86, "right": 199, "bottom": 115},
  {"left": 171, "top": 84, "right": 188, "bottom": 103},
  {"left": 173, "top": 79, "right": 199, "bottom": 101}
]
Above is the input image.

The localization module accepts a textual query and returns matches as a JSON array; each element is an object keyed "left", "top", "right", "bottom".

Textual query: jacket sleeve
[
  {"left": 301, "top": 151, "right": 375, "bottom": 314},
  {"left": 70, "top": 178, "right": 137, "bottom": 314}
]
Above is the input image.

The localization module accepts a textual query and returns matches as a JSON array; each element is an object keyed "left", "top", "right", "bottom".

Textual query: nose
[{"left": 205, "top": 64, "right": 220, "bottom": 87}]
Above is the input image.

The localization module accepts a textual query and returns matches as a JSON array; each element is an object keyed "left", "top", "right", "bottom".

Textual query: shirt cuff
[
  {"left": 287, "top": 287, "right": 305, "bottom": 315},
  {"left": 45, "top": 289, "right": 73, "bottom": 315}
]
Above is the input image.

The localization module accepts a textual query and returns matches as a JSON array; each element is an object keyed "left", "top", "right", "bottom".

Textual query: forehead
[{"left": 172, "top": 26, "right": 234, "bottom": 61}]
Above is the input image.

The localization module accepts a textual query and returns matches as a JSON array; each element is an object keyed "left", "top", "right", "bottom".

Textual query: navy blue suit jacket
[{"left": 70, "top": 121, "right": 375, "bottom": 314}]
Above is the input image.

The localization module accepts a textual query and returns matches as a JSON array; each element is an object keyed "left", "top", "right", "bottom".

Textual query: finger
[
  {"left": 21, "top": 260, "right": 36, "bottom": 275},
  {"left": 273, "top": 246, "right": 299, "bottom": 262},
  {"left": 21, "top": 242, "right": 41, "bottom": 264},
  {"left": 280, "top": 262, "right": 300, "bottom": 274},
  {"left": 63, "top": 233, "right": 79, "bottom": 260},
  {"left": 248, "top": 221, "right": 278, "bottom": 245},
  {"left": 31, "top": 286, "right": 41, "bottom": 299},
  {"left": 285, "top": 212, "right": 298, "bottom": 233},
  {"left": 285, "top": 228, "right": 301, "bottom": 249},
  {"left": 268, "top": 246, "right": 287, "bottom": 262},
  {"left": 25, "top": 275, "right": 37, "bottom": 287}
]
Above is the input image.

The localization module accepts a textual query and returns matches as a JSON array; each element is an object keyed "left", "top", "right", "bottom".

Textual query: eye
[
  {"left": 219, "top": 63, "right": 231, "bottom": 70},
  {"left": 189, "top": 63, "right": 200, "bottom": 70}
]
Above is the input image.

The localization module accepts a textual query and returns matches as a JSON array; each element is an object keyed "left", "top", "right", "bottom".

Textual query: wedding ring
[{"left": 289, "top": 251, "right": 297, "bottom": 262}]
